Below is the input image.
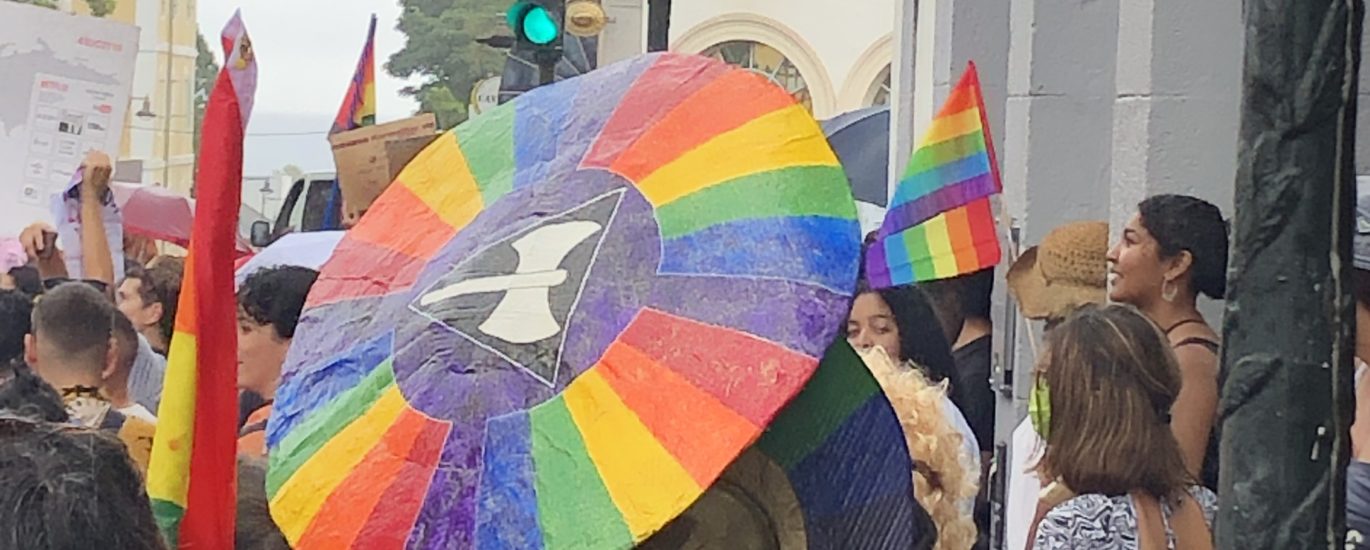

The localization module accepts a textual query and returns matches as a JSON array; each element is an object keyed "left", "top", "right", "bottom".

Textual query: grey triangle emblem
[{"left": 410, "top": 190, "right": 623, "bottom": 387}]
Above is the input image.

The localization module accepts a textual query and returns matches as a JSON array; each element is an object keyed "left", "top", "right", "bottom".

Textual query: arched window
[
  {"left": 702, "top": 40, "right": 812, "bottom": 112},
  {"left": 868, "top": 66, "right": 892, "bottom": 107}
]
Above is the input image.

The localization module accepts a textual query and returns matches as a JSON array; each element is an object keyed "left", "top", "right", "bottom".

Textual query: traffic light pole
[
  {"left": 538, "top": 59, "right": 555, "bottom": 86},
  {"left": 1218, "top": 0, "right": 1361, "bottom": 547}
]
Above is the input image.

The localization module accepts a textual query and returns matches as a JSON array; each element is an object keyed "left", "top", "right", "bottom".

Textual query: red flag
[{"left": 147, "top": 11, "right": 257, "bottom": 550}]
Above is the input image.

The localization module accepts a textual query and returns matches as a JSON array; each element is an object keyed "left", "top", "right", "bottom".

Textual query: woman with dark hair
[
  {"left": 1028, "top": 304, "right": 1216, "bottom": 549},
  {"left": 846, "top": 284, "right": 981, "bottom": 519},
  {"left": 0, "top": 415, "right": 166, "bottom": 549},
  {"left": 849, "top": 284, "right": 962, "bottom": 392},
  {"left": 1107, "top": 194, "right": 1226, "bottom": 489}
]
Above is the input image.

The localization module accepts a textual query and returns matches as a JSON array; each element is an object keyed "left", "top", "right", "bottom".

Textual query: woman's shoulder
[{"left": 1186, "top": 485, "right": 1219, "bottom": 526}]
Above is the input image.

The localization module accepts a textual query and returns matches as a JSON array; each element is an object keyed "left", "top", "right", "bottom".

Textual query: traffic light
[{"left": 508, "top": 0, "right": 564, "bottom": 63}]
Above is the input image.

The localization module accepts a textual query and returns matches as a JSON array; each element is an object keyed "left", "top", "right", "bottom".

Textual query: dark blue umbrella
[{"left": 822, "top": 106, "right": 890, "bottom": 235}]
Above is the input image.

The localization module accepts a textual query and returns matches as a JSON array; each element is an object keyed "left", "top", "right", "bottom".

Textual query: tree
[
  {"left": 388, "top": 0, "right": 507, "bottom": 129},
  {"left": 192, "top": 32, "right": 218, "bottom": 170},
  {"left": 417, "top": 85, "right": 467, "bottom": 130},
  {"left": 84, "top": 0, "right": 114, "bottom": 16}
]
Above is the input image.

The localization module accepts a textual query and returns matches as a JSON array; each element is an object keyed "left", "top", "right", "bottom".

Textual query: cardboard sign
[
  {"left": 329, "top": 113, "right": 437, "bottom": 219},
  {"left": 385, "top": 134, "right": 439, "bottom": 183}
]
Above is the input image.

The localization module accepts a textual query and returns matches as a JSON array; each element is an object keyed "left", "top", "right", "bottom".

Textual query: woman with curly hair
[{"left": 861, "top": 346, "right": 979, "bottom": 550}]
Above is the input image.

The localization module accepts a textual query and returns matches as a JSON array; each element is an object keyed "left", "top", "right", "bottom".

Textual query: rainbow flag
[
  {"left": 147, "top": 12, "right": 257, "bottom": 550},
  {"left": 866, "top": 62, "right": 1002, "bottom": 287},
  {"left": 331, "top": 15, "right": 378, "bottom": 134}
]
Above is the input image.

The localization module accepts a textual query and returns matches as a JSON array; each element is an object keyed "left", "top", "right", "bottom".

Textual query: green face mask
[{"left": 1029, "top": 378, "right": 1050, "bottom": 439}]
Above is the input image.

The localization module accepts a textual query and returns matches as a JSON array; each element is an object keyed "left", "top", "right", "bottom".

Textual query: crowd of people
[
  {"left": 0, "top": 151, "right": 1361, "bottom": 550},
  {"left": 0, "top": 152, "right": 304, "bottom": 549},
  {"left": 842, "top": 189, "right": 1346, "bottom": 549}
]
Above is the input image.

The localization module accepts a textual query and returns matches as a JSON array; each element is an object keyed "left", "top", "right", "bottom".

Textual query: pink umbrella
[{"left": 111, "top": 182, "right": 254, "bottom": 253}]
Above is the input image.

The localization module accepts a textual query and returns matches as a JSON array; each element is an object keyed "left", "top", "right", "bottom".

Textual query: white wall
[{"left": 669, "top": 0, "right": 895, "bottom": 118}]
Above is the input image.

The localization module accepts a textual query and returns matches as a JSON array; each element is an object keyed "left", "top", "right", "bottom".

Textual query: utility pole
[
  {"left": 1218, "top": 1, "right": 1361, "bottom": 548},
  {"left": 162, "top": 0, "right": 176, "bottom": 189}
]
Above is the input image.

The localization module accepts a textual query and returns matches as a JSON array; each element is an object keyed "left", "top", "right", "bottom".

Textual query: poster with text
[{"left": 0, "top": 2, "right": 137, "bottom": 237}]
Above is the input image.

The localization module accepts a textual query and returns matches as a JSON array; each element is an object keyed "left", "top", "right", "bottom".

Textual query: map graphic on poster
[{"left": 0, "top": 2, "right": 138, "bottom": 237}]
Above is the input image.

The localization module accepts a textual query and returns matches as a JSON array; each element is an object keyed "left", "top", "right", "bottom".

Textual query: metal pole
[
  {"left": 1218, "top": 0, "right": 1361, "bottom": 547},
  {"left": 538, "top": 60, "right": 555, "bottom": 86},
  {"left": 162, "top": 0, "right": 175, "bottom": 189}
]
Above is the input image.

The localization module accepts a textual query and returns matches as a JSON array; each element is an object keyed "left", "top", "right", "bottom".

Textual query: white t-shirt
[
  {"left": 941, "top": 395, "right": 981, "bottom": 514},
  {"left": 1005, "top": 417, "right": 1044, "bottom": 550},
  {"left": 117, "top": 403, "right": 157, "bottom": 424}
]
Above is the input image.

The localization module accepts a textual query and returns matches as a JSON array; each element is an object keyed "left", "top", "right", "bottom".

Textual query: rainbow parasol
[
  {"left": 640, "top": 341, "right": 923, "bottom": 548},
  {"left": 265, "top": 53, "right": 862, "bottom": 548}
]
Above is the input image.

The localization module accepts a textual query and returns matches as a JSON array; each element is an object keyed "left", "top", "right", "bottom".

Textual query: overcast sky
[{"left": 197, "top": 0, "right": 421, "bottom": 175}]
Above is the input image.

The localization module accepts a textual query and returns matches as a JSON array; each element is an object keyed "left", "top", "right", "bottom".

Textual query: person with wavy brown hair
[{"left": 1027, "top": 304, "right": 1215, "bottom": 550}]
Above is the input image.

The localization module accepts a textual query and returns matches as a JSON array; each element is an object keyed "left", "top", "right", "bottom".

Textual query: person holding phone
[{"left": 18, "top": 150, "right": 119, "bottom": 294}]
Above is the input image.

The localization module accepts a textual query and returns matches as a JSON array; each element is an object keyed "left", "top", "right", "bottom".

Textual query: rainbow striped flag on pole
[
  {"left": 147, "top": 12, "right": 257, "bottom": 549},
  {"left": 866, "top": 62, "right": 1003, "bottom": 287},
  {"left": 330, "top": 15, "right": 378, "bottom": 134}
]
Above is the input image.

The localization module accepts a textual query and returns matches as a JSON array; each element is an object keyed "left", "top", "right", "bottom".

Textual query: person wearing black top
[{"left": 921, "top": 269, "right": 996, "bottom": 549}]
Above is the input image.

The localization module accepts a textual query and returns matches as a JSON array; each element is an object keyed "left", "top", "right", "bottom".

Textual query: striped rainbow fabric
[
  {"left": 865, "top": 62, "right": 1003, "bottom": 287},
  {"left": 263, "top": 53, "right": 861, "bottom": 549},
  {"left": 330, "top": 14, "right": 377, "bottom": 135},
  {"left": 147, "top": 12, "right": 256, "bottom": 549}
]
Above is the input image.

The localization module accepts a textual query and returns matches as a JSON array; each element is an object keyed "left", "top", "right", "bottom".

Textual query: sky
[{"left": 197, "top": 0, "right": 422, "bottom": 175}]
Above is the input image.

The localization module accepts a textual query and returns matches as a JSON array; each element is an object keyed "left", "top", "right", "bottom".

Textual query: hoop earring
[{"left": 1162, "top": 279, "right": 1178, "bottom": 302}]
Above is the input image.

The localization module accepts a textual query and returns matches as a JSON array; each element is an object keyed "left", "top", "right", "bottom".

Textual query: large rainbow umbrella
[
  {"left": 639, "top": 341, "right": 923, "bottom": 548},
  {"left": 264, "top": 53, "right": 863, "bottom": 549}
]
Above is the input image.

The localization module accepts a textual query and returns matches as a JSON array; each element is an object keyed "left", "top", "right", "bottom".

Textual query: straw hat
[{"left": 1007, "top": 221, "right": 1109, "bottom": 320}]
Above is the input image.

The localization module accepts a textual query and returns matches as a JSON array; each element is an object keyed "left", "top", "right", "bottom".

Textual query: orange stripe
[
  {"left": 349, "top": 418, "right": 449, "bottom": 549},
  {"left": 938, "top": 75, "right": 978, "bottom": 118},
  {"left": 292, "top": 408, "right": 429, "bottom": 549},
  {"left": 595, "top": 341, "right": 761, "bottom": 487},
  {"left": 942, "top": 205, "right": 977, "bottom": 273},
  {"left": 609, "top": 70, "right": 794, "bottom": 183},
  {"left": 349, "top": 183, "right": 457, "bottom": 261},
  {"left": 172, "top": 253, "right": 198, "bottom": 334}
]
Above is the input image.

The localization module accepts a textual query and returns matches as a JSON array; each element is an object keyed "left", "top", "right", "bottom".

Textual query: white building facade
[{"left": 598, "top": 0, "right": 897, "bottom": 119}]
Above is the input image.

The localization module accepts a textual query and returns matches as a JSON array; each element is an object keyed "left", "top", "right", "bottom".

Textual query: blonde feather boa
[{"left": 858, "top": 347, "right": 979, "bottom": 550}]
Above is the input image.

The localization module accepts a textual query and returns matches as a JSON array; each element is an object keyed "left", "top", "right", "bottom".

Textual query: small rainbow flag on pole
[
  {"left": 147, "top": 12, "right": 257, "bottom": 550},
  {"left": 866, "top": 62, "right": 1002, "bottom": 287},
  {"left": 331, "top": 15, "right": 378, "bottom": 134}
]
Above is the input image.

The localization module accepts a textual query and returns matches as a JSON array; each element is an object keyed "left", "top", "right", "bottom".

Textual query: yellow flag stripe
[
  {"left": 268, "top": 385, "right": 407, "bottom": 545},
  {"left": 146, "top": 332, "right": 199, "bottom": 506},
  {"left": 923, "top": 214, "right": 960, "bottom": 276},
  {"left": 919, "top": 108, "right": 983, "bottom": 147}
]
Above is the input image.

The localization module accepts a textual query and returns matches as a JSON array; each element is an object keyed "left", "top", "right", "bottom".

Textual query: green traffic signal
[
  {"left": 508, "top": 1, "right": 561, "bottom": 46},
  {"left": 522, "top": 6, "right": 559, "bottom": 45}
]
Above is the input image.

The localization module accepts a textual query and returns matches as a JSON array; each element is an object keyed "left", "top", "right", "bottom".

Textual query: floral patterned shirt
[{"left": 1033, "top": 486, "right": 1217, "bottom": 549}]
